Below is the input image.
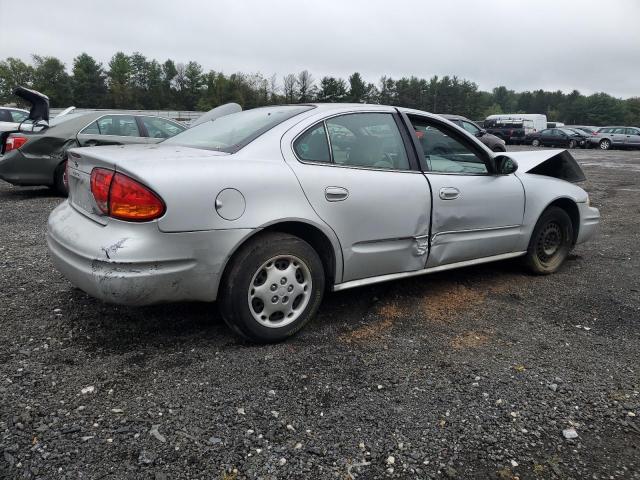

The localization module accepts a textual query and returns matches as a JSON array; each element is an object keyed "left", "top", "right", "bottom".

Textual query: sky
[{"left": 1, "top": 0, "right": 639, "bottom": 98}]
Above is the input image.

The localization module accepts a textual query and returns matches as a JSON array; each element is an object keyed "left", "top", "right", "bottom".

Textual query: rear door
[
  {"left": 404, "top": 113, "right": 525, "bottom": 267},
  {"left": 77, "top": 114, "right": 148, "bottom": 147},
  {"left": 540, "top": 129, "right": 554, "bottom": 146},
  {"left": 281, "top": 110, "right": 432, "bottom": 283}
]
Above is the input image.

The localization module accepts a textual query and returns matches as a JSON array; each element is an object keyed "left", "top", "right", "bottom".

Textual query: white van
[{"left": 486, "top": 114, "right": 547, "bottom": 133}]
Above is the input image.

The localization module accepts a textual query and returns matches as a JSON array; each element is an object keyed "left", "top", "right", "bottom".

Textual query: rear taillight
[
  {"left": 89, "top": 168, "right": 165, "bottom": 221},
  {"left": 5, "top": 134, "right": 29, "bottom": 153},
  {"left": 90, "top": 168, "right": 114, "bottom": 214}
]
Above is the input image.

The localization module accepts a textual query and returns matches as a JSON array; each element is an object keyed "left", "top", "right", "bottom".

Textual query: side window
[
  {"left": 96, "top": 115, "right": 141, "bottom": 137},
  {"left": 541, "top": 129, "right": 552, "bottom": 136},
  {"left": 627, "top": 128, "right": 640, "bottom": 135},
  {"left": 294, "top": 123, "right": 331, "bottom": 163},
  {"left": 326, "top": 113, "right": 409, "bottom": 170},
  {"left": 10, "top": 110, "right": 29, "bottom": 123},
  {"left": 81, "top": 121, "right": 100, "bottom": 134},
  {"left": 613, "top": 128, "right": 626, "bottom": 134},
  {"left": 409, "top": 117, "right": 488, "bottom": 174},
  {"left": 141, "top": 116, "right": 186, "bottom": 139},
  {"left": 461, "top": 121, "right": 481, "bottom": 135},
  {"left": 0, "top": 110, "right": 11, "bottom": 122},
  {"left": 600, "top": 128, "right": 611, "bottom": 134}
]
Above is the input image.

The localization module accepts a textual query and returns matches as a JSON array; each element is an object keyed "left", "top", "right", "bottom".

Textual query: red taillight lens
[
  {"left": 90, "top": 168, "right": 114, "bottom": 214},
  {"left": 89, "top": 168, "right": 165, "bottom": 221},
  {"left": 5, "top": 134, "right": 28, "bottom": 153},
  {"left": 109, "top": 173, "right": 165, "bottom": 221}
]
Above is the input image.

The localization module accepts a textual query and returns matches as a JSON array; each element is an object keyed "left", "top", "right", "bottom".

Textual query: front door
[
  {"left": 404, "top": 113, "right": 526, "bottom": 267},
  {"left": 625, "top": 128, "right": 640, "bottom": 148},
  {"left": 281, "top": 111, "right": 432, "bottom": 283}
]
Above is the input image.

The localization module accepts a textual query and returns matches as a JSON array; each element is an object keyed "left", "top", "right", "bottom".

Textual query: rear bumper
[
  {"left": 576, "top": 203, "right": 600, "bottom": 245},
  {"left": 47, "top": 201, "right": 251, "bottom": 305},
  {"left": 0, "top": 149, "right": 56, "bottom": 186}
]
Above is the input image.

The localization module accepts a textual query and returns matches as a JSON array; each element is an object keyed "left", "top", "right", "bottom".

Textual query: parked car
[
  {"left": 588, "top": 126, "right": 640, "bottom": 150},
  {"left": 439, "top": 114, "right": 506, "bottom": 151},
  {"left": 484, "top": 118, "right": 535, "bottom": 144},
  {"left": 47, "top": 104, "right": 600, "bottom": 343},
  {"left": 0, "top": 88, "right": 187, "bottom": 194},
  {"left": 564, "top": 125, "right": 599, "bottom": 135},
  {"left": 0, "top": 107, "right": 30, "bottom": 132},
  {"left": 527, "top": 128, "right": 589, "bottom": 148}
]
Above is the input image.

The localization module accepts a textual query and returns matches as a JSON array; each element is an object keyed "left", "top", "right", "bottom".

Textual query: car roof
[{"left": 0, "top": 107, "right": 29, "bottom": 113}]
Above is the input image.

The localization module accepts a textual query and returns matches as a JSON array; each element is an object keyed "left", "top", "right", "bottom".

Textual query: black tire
[
  {"left": 568, "top": 140, "right": 577, "bottom": 149},
  {"left": 524, "top": 206, "right": 574, "bottom": 274},
  {"left": 599, "top": 139, "right": 611, "bottom": 150},
  {"left": 52, "top": 161, "right": 68, "bottom": 197},
  {"left": 531, "top": 139, "right": 540, "bottom": 147},
  {"left": 219, "top": 232, "right": 325, "bottom": 343}
]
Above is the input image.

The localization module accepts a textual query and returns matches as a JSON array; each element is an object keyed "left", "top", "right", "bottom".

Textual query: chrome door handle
[
  {"left": 325, "top": 186, "right": 349, "bottom": 202},
  {"left": 439, "top": 187, "right": 460, "bottom": 200}
]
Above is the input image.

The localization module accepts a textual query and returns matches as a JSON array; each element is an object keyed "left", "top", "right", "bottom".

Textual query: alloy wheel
[{"left": 247, "top": 255, "right": 312, "bottom": 328}]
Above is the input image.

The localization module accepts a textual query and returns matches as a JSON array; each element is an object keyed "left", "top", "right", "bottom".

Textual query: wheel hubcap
[
  {"left": 536, "top": 222, "right": 562, "bottom": 262},
  {"left": 248, "top": 255, "right": 312, "bottom": 328}
]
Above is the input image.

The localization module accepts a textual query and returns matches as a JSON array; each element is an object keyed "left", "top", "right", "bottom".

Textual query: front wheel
[
  {"left": 531, "top": 139, "right": 540, "bottom": 147},
  {"left": 219, "top": 232, "right": 325, "bottom": 343},
  {"left": 524, "top": 206, "right": 574, "bottom": 274},
  {"left": 568, "top": 140, "right": 577, "bottom": 149}
]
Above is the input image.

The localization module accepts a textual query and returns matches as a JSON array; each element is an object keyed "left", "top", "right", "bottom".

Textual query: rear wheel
[
  {"left": 531, "top": 139, "right": 540, "bottom": 147},
  {"left": 524, "top": 206, "right": 574, "bottom": 274},
  {"left": 599, "top": 139, "right": 611, "bottom": 150},
  {"left": 52, "top": 161, "right": 68, "bottom": 197},
  {"left": 219, "top": 232, "right": 325, "bottom": 343}
]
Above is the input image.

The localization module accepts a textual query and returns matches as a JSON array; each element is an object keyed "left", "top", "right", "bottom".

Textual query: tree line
[{"left": 1, "top": 52, "right": 639, "bottom": 126}]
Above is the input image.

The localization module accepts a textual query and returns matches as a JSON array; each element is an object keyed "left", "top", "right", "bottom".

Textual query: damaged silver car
[{"left": 47, "top": 104, "right": 600, "bottom": 342}]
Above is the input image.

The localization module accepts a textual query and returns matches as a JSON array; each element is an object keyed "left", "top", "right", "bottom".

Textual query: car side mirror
[{"left": 494, "top": 155, "right": 518, "bottom": 175}]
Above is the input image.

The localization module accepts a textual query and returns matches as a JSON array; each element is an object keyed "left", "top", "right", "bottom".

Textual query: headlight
[{"left": 585, "top": 194, "right": 590, "bottom": 207}]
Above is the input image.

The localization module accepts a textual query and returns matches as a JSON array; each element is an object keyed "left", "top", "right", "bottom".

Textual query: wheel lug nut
[
  {"left": 282, "top": 296, "right": 289, "bottom": 303},
  {"left": 270, "top": 284, "right": 277, "bottom": 291},
  {"left": 287, "top": 285, "right": 294, "bottom": 292},
  {"left": 271, "top": 296, "right": 278, "bottom": 303},
  {"left": 280, "top": 277, "right": 287, "bottom": 285}
]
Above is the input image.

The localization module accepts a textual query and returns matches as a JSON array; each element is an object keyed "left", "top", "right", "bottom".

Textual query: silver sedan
[{"left": 47, "top": 104, "right": 600, "bottom": 342}]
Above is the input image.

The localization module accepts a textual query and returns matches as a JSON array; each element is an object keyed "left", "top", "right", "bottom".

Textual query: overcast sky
[{"left": 1, "top": 0, "right": 639, "bottom": 98}]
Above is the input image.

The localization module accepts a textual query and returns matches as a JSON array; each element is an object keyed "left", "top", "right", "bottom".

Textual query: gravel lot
[{"left": 1, "top": 146, "right": 638, "bottom": 479}]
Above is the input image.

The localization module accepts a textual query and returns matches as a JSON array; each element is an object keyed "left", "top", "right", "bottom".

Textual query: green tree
[
  {"left": 107, "top": 52, "right": 132, "bottom": 108},
  {"left": 71, "top": 53, "right": 106, "bottom": 107},
  {"left": 317, "top": 76, "right": 347, "bottom": 102},
  {"left": 31, "top": 55, "right": 72, "bottom": 106},
  {"left": 0, "top": 58, "right": 34, "bottom": 105},
  {"left": 347, "top": 72, "right": 367, "bottom": 103}
]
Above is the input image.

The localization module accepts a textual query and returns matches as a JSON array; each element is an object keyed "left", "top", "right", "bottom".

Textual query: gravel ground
[{"left": 1, "top": 146, "right": 639, "bottom": 479}]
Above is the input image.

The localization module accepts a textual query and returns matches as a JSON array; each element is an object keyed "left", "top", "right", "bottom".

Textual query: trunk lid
[{"left": 66, "top": 144, "right": 229, "bottom": 224}]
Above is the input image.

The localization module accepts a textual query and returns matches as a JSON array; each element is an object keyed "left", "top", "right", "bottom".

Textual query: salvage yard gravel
[{"left": 1, "top": 147, "right": 638, "bottom": 479}]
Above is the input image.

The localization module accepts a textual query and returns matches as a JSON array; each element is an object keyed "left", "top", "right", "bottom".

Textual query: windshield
[{"left": 164, "top": 105, "right": 314, "bottom": 152}]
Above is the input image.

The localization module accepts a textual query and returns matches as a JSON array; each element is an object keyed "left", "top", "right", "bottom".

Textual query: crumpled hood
[{"left": 509, "top": 149, "right": 586, "bottom": 183}]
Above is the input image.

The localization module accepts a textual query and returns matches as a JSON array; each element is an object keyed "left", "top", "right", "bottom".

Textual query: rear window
[{"left": 164, "top": 105, "right": 314, "bottom": 153}]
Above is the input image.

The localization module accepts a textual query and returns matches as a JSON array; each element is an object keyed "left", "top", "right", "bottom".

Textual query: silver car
[
  {"left": 47, "top": 104, "right": 600, "bottom": 342},
  {"left": 589, "top": 126, "right": 640, "bottom": 150}
]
